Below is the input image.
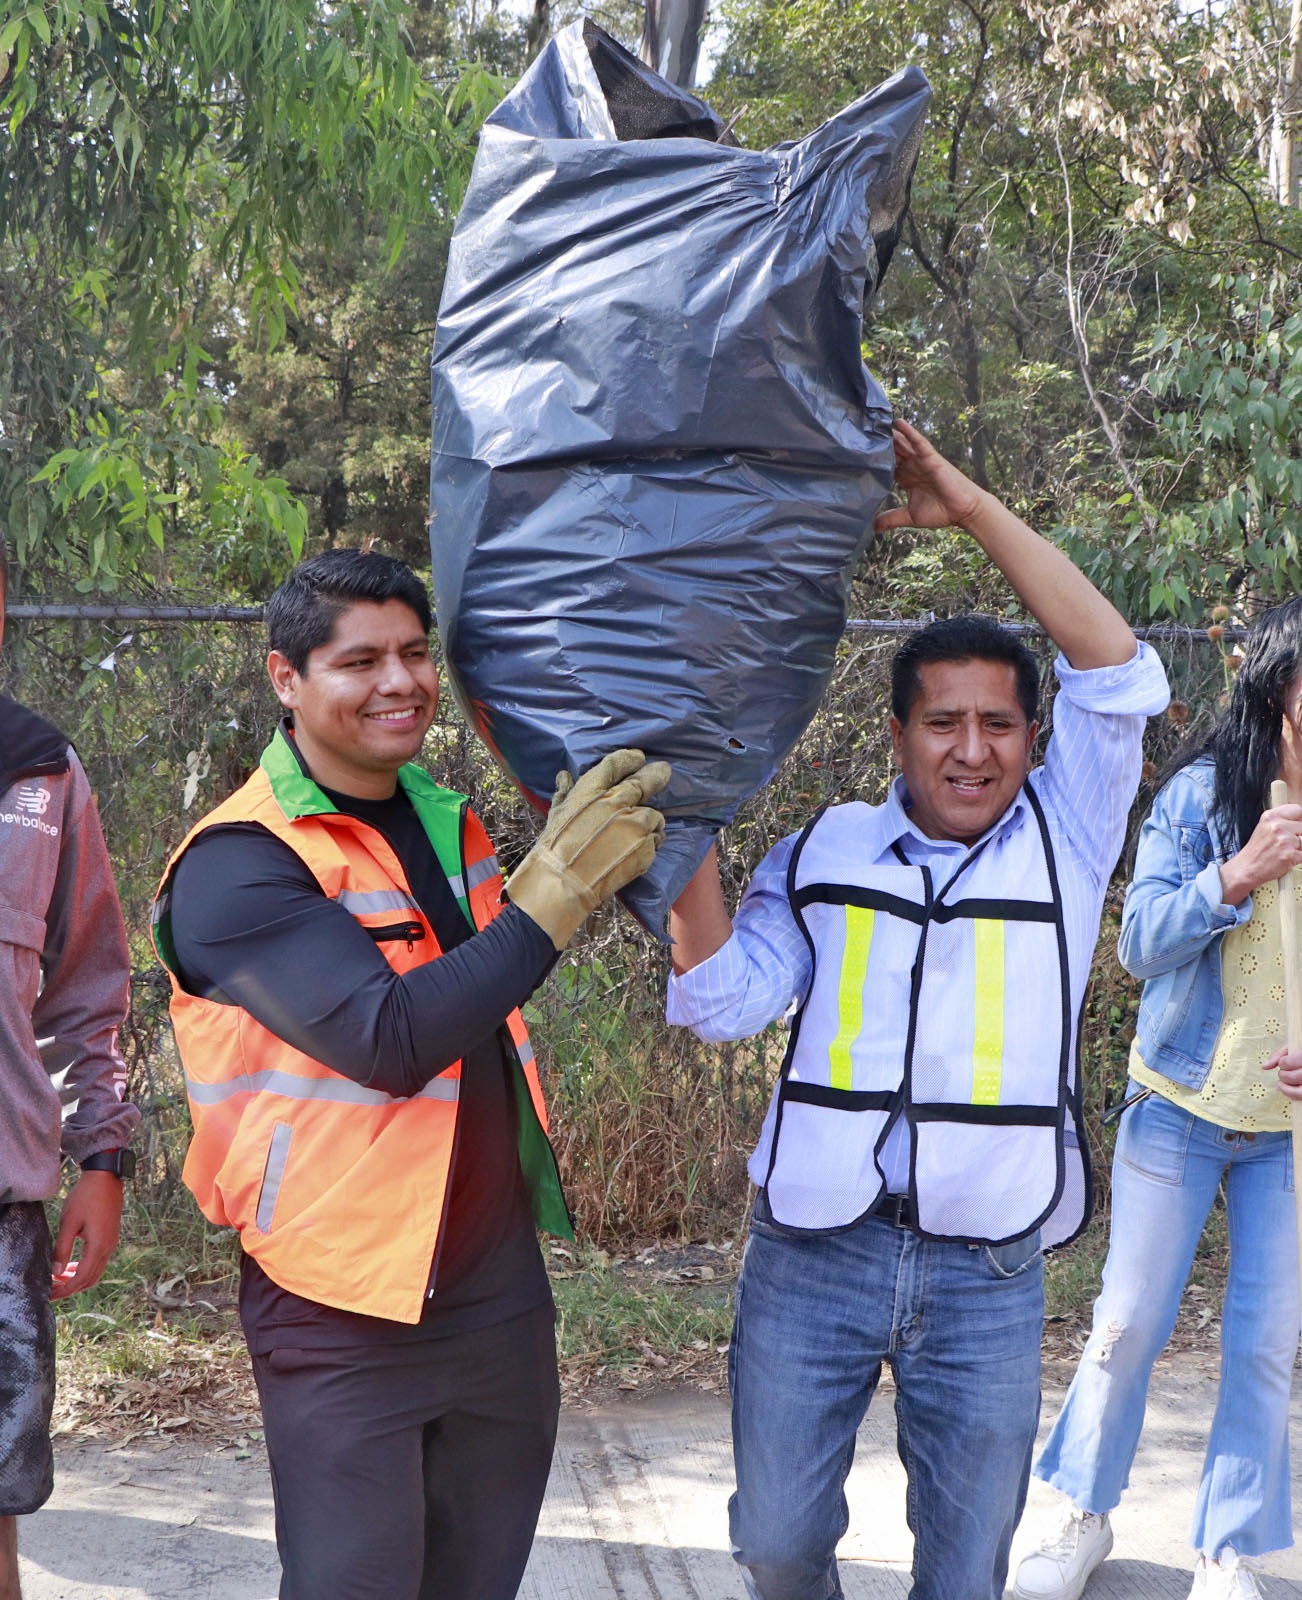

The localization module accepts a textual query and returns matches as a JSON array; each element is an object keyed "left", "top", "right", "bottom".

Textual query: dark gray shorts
[{"left": 0, "top": 1202, "right": 55, "bottom": 1515}]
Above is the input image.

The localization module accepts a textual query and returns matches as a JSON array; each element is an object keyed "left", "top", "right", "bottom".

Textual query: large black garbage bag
[{"left": 430, "top": 22, "right": 930, "bottom": 933}]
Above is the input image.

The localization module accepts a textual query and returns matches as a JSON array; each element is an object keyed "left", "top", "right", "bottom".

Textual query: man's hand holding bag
[{"left": 508, "top": 750, "right": 671, "bottom": 949}]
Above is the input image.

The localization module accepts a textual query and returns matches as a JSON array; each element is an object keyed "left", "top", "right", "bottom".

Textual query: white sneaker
[
  {"left": 1189, "top": 1548, "right": 1265, "bottom": 1598},
  {"left": 1013, "top": 1506, "right": 1114, "bottom": 1600}
]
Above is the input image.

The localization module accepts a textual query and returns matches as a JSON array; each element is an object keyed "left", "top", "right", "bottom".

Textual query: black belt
[{"left": 874, "top": 1192, "right": 919, "bottom": 1230}]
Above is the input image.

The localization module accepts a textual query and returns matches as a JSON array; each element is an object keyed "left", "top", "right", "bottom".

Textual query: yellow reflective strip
[
  {"left": 828, "top": 907, "right": 875, "bottom": 1091},
  {"left": 971, "top": 919, "right": 1005, "bottom": 1105}
]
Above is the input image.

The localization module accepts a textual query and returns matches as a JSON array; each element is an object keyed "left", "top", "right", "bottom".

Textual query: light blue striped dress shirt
[{"left": 666, "top": 642, "right": 1172, "bottom": 1194}]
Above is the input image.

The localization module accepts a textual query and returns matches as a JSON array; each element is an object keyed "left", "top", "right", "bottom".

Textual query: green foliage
[
  {"left": 1, "top": 616, "right": 282, "bottom": 942},
  {"left": 551, "top": 1247, "right": 733, "bottom": 1372},
  {"left": 709, "top": 0, "right": 1302, "bottom": 624},
  {"left": 0, "top": 0, "right": 484, "bottom": 305},
  {"left": 213, "top": 219, "right": 454, "bottom": 565},
  {"left": 0, "top": 0, "right": 510, "bottom": 594},
  {"left": 26, "top": 425, "right": 307, "bottom": 591},
  {"left": 1061, "top": 270, "right": 1302, "bottom": 619}
]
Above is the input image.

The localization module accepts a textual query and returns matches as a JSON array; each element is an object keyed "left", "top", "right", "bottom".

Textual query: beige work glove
[{"left": 508, "top": 749, "right": 672, "bottom": 949}]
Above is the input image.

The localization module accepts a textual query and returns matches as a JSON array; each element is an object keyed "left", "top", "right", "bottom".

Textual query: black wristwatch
[{"left": 79, "top": 1148, "right": 137, "bottom": 1179}]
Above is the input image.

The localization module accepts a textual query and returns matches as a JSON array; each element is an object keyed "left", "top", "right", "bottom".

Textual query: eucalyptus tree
[
  {"left": 0, "top": 0, "right": 500, "bottom": 595},
  {"left": 706, "top": 0, "right": 1302, "bottom": 620}
]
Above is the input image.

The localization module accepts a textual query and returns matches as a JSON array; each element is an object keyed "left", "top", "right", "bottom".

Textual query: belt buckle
[{"left": 878, "top": 1192, "right": 916, "bottom": 1230}]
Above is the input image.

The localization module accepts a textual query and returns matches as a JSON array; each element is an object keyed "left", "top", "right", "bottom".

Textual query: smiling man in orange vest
[{"left": 152, "top": 549, "right": 668, "bottom": 1600}]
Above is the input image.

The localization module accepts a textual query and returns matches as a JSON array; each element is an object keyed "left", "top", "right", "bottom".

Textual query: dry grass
[
  {"left": 50, "top": 1231, "right": 739, "bottom": 1437},
  {"left": 52, "top": 1217, "right": 1237, "bottom": 1441},
  {"left": 54, "top": 1333, "right": 259, "bottom": 1447}
]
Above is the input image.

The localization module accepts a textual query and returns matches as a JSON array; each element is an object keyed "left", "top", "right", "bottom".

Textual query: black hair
[
  {"left": 265, "top": 549, "right": 432, "bottom": 673},
  {"left": 1196, "top": 597, "right": 1302, "bottom": 850},
  {"left": 890, "top": 614, "right": 1040, "bottom": 727}
]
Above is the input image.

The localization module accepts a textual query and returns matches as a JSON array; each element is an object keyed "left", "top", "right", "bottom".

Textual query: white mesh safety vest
[{"left": 761, "top": 785, "right": 1090, "bottom": 1248}]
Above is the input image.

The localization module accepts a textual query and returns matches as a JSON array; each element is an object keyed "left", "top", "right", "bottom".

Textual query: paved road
[{"left": 18, "top": 1355, "right": 1302, "bottom": 1598}]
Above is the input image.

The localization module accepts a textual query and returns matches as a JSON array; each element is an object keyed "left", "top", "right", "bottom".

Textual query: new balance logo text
[
  {"left": 14, "top": 785, "right": 51, "bottom": 816},
  {"left": 1, "top": 785, "right": 59, "bottom": 838}
]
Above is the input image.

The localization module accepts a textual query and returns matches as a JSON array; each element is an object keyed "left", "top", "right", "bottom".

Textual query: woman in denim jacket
[{"left": 1015, "top": 597, "right": 1302, "bottom": 1600}]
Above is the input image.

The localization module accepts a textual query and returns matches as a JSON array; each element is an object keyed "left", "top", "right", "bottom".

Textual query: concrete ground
[{"left": 17, "top": 1354, "right": 1302, "bottom": 1598}]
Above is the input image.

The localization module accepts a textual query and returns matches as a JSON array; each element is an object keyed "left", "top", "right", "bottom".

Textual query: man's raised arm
[
  {"left": 669, "top": 842, "right": 732, "bottom": 975},
  {"left": 875, "top": 419, "right": 1136, "bottom": 670}
]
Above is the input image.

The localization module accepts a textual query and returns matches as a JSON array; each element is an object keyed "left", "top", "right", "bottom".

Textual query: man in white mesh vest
[{"left": 667, "top": 419, "right": 1170, "bottom": 1600}]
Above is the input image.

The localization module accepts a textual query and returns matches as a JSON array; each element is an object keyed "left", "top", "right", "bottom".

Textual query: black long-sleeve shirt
[{"left": 168, "top": 784, "right": 557, "bottom": 1349}]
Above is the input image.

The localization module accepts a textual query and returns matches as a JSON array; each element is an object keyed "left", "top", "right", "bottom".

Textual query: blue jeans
[
  {"left": 1034, "top": 1086, "right": 1298, "bottom": 1558},
  {"left": 729, "top": 1196, "right": 1044, "bottom": 1600}
]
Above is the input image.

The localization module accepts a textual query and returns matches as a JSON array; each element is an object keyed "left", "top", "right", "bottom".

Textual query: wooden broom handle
[{"left": 1271, "top": 780, "right": 1302, "bottom": 1053}]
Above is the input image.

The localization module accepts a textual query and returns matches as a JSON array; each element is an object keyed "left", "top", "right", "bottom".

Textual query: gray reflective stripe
[
  {"left": 151, "top": 892, "right": 169, "bottom": 926},
  {"left": 514, "top": 1039, "right": 536, "bottom": 1071},
  {"left": 336, "top": 888, "right": 421, "bottom": 915},
  {"left": 413, "top": 1076, "right": 460, "bottom": 1103},
  {"left": 445, "top": 855, "right": 499, "bottom": 902},
  {"left": 256, "top": 1122, "right": 293, "bottom": 1232},
  {"left": 185, "top": 1069, "right": 461, "bottom": 1108},
  {"left": 465, "top": 856, "right": 499, "bottom": 892}
]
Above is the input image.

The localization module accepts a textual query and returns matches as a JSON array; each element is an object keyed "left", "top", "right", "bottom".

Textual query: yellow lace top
[{"left": 1130, "top": 873, "right": 1298, "bottom": 1132}]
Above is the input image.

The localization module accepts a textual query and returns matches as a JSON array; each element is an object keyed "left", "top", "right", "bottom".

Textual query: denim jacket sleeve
[{"left": 1116, "top": 762, "right": 1247, "bottom": 981}]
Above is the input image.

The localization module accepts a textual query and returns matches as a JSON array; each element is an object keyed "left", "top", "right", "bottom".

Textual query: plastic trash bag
[{"left": 430, "top": 21, "right": 931, "bottom": 933}]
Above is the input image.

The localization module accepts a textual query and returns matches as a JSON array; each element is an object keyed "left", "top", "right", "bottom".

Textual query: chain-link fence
[{"left": 3, "top": 608, "right": 1231, "bottom": 1245}]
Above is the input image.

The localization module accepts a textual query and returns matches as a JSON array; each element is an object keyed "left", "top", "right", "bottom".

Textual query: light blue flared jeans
[{"left": 1034, "top": 1084, "right": 1298, "bottom": 1559}]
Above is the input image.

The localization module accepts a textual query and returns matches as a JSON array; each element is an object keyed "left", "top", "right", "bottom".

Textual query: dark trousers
[{"left": 249, "top": 1303, "right": 559, "bottom": 1600}]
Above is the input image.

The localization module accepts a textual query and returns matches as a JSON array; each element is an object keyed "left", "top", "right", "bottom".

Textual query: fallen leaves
[{"left": 54, "top": 1333, "right": 259, "bottom": 1447}]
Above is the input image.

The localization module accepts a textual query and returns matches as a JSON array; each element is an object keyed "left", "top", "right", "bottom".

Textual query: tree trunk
[
  {"left": 955, "top": 307, "right": 990, "bottom": 490},
  {"left": 525, "top": 0, "right": 549, "bottom": 65},
  {"left": 640, "top": 0, "right": 708, "bottom": 89},
  {"left": 1274, "top": 0, "right": 1302, "bottom": 205}
]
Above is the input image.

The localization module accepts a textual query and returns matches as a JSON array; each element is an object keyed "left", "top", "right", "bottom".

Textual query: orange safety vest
[{"left": 152, "top": 727, "right": 572, "bottom": 1323}]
